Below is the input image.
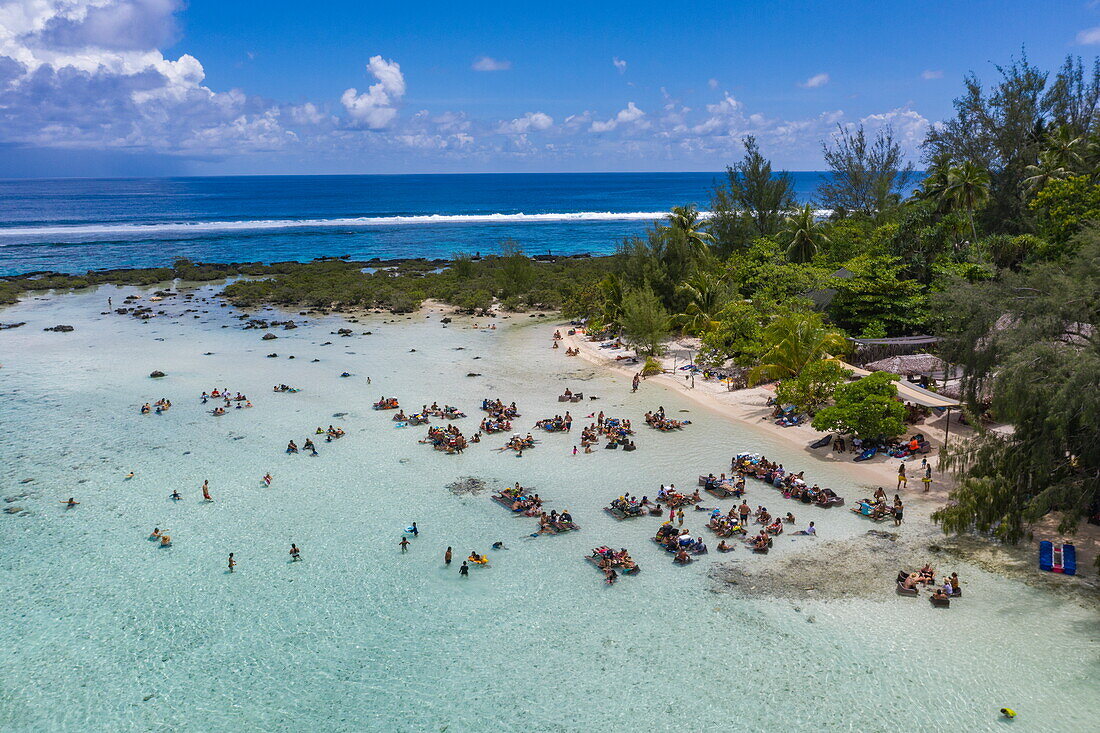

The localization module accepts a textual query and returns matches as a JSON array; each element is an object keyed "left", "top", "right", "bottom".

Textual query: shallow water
[{"left": 1, "top": 286, "right": 1097, "bottom": 732}]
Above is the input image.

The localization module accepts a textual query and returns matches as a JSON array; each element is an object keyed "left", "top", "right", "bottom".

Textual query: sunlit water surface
[{"left": 0, "top": 286, "right": 1096, "bottom": 732}]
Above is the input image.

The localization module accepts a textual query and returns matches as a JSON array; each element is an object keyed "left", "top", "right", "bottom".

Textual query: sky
[{"left": 0, "top": 0, "right": 1096, "bottom": 177}]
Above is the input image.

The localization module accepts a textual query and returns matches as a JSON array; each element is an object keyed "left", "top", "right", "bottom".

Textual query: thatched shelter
[{"left": 864, "top": 353, "right": 945, "bottom": 377}]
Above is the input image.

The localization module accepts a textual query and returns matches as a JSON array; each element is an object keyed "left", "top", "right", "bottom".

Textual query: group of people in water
[
  {"left": 644, "top": 406, "right": 690, "bottom": 431},
  {"left": 732, "top": 454, "right": 845, "bottom": 508},
  {"left": 897, "top": 565, "right": 961, "bottom": 603},
  {"left": 202, "top": 388, "right": 253, "bottom": 415},
  {"left": 589, "top": 546, "right": 638, "bottom": 584},
  {"left": 421, "top": 425, "right": 470, "bottom": 453},
  {"left": 654, "top": 522, "right": 708, "bottom": 563},
  {"left": 534, "top": 412, "right": 572, "bottom": 432},
  {"left": 139, "top": 398, "right": 172, "bottom": 414},
  {"left": 286, "top": 426, "right": 346, "bottom": 455},
  {"left": 851, "top": 487, "right": 906, "bottom": 525},
  {"left": 492, "top": 484, "right": 577, "bottom": 534}
]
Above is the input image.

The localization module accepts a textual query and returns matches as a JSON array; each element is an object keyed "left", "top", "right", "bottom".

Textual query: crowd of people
[
  {"left": 588, "top": 546, "right": 639, "bottom": 584},
  {"left": 644, "top": 406, "right": 690, "bottom": 431},
  {"left": 421, "top": 425, "right": 469, "bottom": 453},
  {"left": 732, "top": 454, "right": 845, "bottom": 508}
]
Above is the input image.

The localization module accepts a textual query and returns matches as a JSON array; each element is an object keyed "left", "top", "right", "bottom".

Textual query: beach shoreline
[{"left": 555, "top": 322, "right": 1100, "bottom": 595}]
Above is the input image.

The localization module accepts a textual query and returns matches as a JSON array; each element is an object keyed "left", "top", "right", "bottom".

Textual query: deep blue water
[{"left": 0, "top": 172, "right": 905, "bottom": 274}]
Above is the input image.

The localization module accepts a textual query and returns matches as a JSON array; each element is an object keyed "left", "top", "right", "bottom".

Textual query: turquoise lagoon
[{"left": 0, "top": 286, "right": 1097, "bottom": 732}]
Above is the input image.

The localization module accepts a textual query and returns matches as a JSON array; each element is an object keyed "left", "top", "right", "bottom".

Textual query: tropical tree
[
  {"left": 774, "top": 359, "right": 852, "bottom": 415},
  {"left": 709, "top": 136, "right": 797, "bottom": 252},
  {"left": 667, "top": 205, "right": 715, "bottom": 254},
  {"left": 932, "top": 234, "right": 1100, "bottom": 560},
  {"left": 818, "top": 123, "right": 914, "bottom": 216},
  {"left": 940, "top": 161, "right": 991, "bottom": 240},
  {"left": 673, "top": 270, "right": 730, "bottom": 335},
  {"left": 780, "top": 204, "right": 830, "bottom": 262},
  {"left": 811, "top": 371, "right": 907, "bottom": 439},
  {"left": 1022, "top": 150, "right": 1072, "bottom": 196},
  {"left": 620, "top": 287, "right": 670, "bottom": 356},
  {"left": 747, "top": 311, "right": 848, "bottom": 385}
]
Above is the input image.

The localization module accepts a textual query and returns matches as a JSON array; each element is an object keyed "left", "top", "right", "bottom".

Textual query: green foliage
[
  {"left": 709, "top": 136, "right": 796, "bottom": 253},
  {"left": 641, "top": 355, "right": 664, "bottom": 376},
  {"left": 747, "top": 311, "right": 848, "bottom": 385},
  {"left": 818, "top": 123, "right": 914, "bottom": 216},
  {"left": 828, "top": 254, "right": 928, "bottom": 336},
  {"left": 1029, "top": 175, "right": 1100, "bottom": 246},
  {"left": 932, "top": 233, "right": 1100, "bottom": 553},
  {"left": 698, "top": 299, "right": 771, "bottom": 366},
  {"left": 619, "top": 287, "right": 670, "bottom": 356},
  {"left": 780, "top": 204, "right": 830, "bottom": 263},
  {"left": 811, "top": 371, "right": 907, "bottom": 439},
  {"left": 774, "top": 359, "right": 852, "bottom": 415}
]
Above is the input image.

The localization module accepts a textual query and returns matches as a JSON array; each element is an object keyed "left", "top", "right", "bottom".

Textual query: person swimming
[
  {"left": 170, "top": 490, "right": 181, "bottom": 501},
  {"left": 61, "top": 497, "right": 79, "bottom": 508},
  {"left": 125, "top": 472, "right": 135, "bottom": 480},
  {"left": 491, "top": 541, "right": 505, "bottom": 550}
]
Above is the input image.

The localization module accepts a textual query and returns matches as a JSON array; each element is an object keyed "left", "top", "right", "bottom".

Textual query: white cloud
[
  {"left": 341, "top": 55, "right": 406, "bottom": 129},
  {"left": 612, "top": 57, "right": 627, "bottom": 74},
  {"left": 1076, "top": 26, "right": 1100, "bottom": 44},
  {"left": 708, "top": 78, "right": 719, "bottom": 89},
  {"left": 590, "top": 101, "right": 645, "bottom": 132},
  {"left": 920, "top": 69, "right": 943, "bottom": 80},
  {"left": 799, "top": 73, "right": 830, "bottom": 89},
  {"left": 290, "top": 103, "right": 326, "bottom": 126},
  {"left": 497, "top": 111, "right": 554, "bottom": 134},
  {"left": 858, "top": 106, "right": 930, "bottom": 152},
  {"left": 472, "top": 55, "right": 511, "bottom": 71}
]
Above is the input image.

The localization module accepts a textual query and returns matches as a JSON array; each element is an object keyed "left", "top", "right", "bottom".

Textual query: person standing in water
[
  {"left": 202, "top": 480, "right": 212, "bottom": 502},
  {"left": 227, "top": 553, "right": 236, "bottom": 572},
  {"left": 445, "top": 547, "right": 453, "bottom": 565},
  {"left": 61, "top": 498, "right": 79, "bottom": 508},
  {"left": 459, "top": 561, "right": 469, "bottom": 577},
  {"left": 289, "top": 544, "right": 301, "bottom": 561},
  {"left": 399, "top": 537, "right": 410, "bottom": 553},
  {"left": 410, "top": 522, "right": 418, "bottom": 537}
]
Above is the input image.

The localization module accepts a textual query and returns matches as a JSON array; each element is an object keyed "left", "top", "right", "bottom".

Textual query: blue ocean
[{"left": 0, "top": 172, "right": 899, "bottom": 275}]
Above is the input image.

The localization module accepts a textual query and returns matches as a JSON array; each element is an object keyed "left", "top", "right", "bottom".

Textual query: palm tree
[
  {"left": 1022, "top": 150, "right": 1071, "bottom": 196},
  {"left": 668, "top": 205, "right": 714, "bottom": 254},
  {"left": 780, "top": 204, "right": 829, "bottom": 263},
  {"left": 673, "top": 270, "right": 729, "bottom": 336},
  {"left": 747, "top": 312, "right": 848, "bottom": 386},
  {"left": 940, "top": 162, "right": 991, "bottom": 241}
]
